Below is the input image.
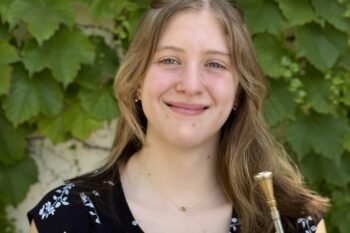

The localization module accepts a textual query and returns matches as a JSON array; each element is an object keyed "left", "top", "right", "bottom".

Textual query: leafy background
[{"left": 0, "top": 0, "right": 349, "bottom": 232}]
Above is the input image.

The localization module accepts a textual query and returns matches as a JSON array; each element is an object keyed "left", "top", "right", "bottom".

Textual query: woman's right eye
[{"left": 159, "top": 58, "right": 179, "bottom": 65}]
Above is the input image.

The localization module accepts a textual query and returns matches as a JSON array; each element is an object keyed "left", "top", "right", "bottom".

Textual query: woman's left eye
[{"left": 206, "top": 62, "right": 225, "bottom": 69}]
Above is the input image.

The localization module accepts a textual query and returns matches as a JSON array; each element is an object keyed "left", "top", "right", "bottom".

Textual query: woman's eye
[
  {"left": 206, "top": 62, "right": 225, "bottom": 69},
  {"left": 160, "top": 58, "right": 179, "bottom": 65}
]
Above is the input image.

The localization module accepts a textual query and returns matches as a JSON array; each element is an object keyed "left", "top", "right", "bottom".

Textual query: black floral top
[{"left": 28, "top": 180, "right": 321, "bottom": 233}]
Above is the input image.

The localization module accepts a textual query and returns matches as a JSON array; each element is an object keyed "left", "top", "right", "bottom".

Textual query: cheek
[
  {"left": 141, "top": 67, "right": 178, "bottom": 99},
  {"left": 205, "top": 77, "right": 237, "bottom": 106}
]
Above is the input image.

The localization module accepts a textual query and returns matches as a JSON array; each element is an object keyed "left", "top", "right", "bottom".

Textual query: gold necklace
[{"left": 137, "top": 156, "right": 218, "bottom": 212}]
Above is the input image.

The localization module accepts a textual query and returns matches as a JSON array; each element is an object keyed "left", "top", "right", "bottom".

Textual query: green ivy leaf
[
  {"left": 254, "top": 33, "right": 285, "bottom": 78},
  {"left": 23, "top": 27, "right": 95, "bottom": 87},
  {"left": 5, "top": 66, "right": 63, "bottom": 126},
  {"left": 91, "top": 37, "right": 119, "bottom": 80},
  {"left": 302, "top": 68, "right": 332, "bottom": 114},
  {"left": 0, "top": 155, "right": 38, "bottom": 205},
  {"left": 79, "top": 87, "right": 119, "bottom": 121},
  {"left": 76, "top": 65, "right": 101, "bottom": 90},
  {"left": 264, "top": 79, "right": 296, "bottom": 126},
  {"left": 0, "top": 112, "right": 25, "bottom": 165},
  {"left": 0, "top": 40, "right": 18, "bottom": 64},
  {"left": 343, "top": 132, "right": 350, "bottom": 152},
  {"left": 7, "top": 0, "right": 75, "bottom": 44},
  {"left": 236, "top": 0, "right": 287, "bottom": 35},
  {"left": 0, "top": 64, "right": 11, "bottom": 95},
  {"left": 127, "top": 0, "right": 151, "bottom": 8},
  {"left": 85, "top": 0, "right": 125, "bottom": 19},
  {"left": 0, "top": 41, "right": 17, "bottom": 95},
  {"left": 287, "top": 113, "right": 348, "bottom": 162},
  {"left": 4, "top": 66, "right": 40, "bottom": 126},
  {"left": 0, "top": 25, "right": 9, "bottom": 41},
  {"left": 64, "top": 103, "right": 103, "bottom": 140},
  {"left": 312, "top": 0, "right": 350, "bottom": 33},
  {"left": 35, "top": 71, "right": 64, "bottom": 117},
  {"left": 0, "top": 200, "right": 15, "bottom": 233},
  {"left": 0, "top": 0, "right": 12, "bottom": 21},
  {"left": 329, "top": 189, "right": 350, "bottom": 233},
  {"left": 38, "top": 114, "right": 67, "bottom": 144},
  {"left": 277, "top": 0, "right": 316, "bottom": 25},
  {"left": 296, "top": 23, "right": 348, "bottom": 71},
  {"left": 76, "top": 37, "right": 119, "bottom": 89},
  {"left": 330, "top": 201, "right": 350, "bottom": 232},
  {"left": 339, "top": 52, "right": 350, "bottom": 71},
  {"left": 300, "top": 154, "right": 350, "bottom": 186}
]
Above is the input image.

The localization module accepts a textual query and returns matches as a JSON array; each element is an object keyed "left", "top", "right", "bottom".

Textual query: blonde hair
[{"left": 99, "top": 0, "right": 329, "bottom": 232}]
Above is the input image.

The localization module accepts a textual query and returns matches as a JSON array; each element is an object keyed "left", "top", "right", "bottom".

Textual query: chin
[{"left": 165, "top": 133, "right": 217, "bottom": 149}]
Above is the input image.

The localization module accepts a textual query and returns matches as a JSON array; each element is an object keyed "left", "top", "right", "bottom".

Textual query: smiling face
[{"left": 139, "top": 8, "right": 239, "bottom": 149}]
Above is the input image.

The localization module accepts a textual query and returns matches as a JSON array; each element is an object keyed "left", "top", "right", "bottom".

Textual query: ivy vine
[{"left": 0, "top": 0, "right": 349, "bottom": 232}]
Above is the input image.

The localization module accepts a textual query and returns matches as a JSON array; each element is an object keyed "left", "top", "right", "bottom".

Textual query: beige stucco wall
[{"left": 6, "top": 121, "right": 116, "bottom": 233}]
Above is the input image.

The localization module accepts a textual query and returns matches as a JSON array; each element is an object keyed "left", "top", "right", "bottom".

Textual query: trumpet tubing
[{"left": 254, "top": 171, "right": 285, "bottom": 233}]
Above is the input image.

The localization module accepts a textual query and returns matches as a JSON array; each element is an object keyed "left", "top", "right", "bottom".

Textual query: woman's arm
[
  {"left": 316, "top": 220, "right": 327, "bottom": 233},
  {"left": 29, "top": 221, "right": 39, "bottom": 233}
]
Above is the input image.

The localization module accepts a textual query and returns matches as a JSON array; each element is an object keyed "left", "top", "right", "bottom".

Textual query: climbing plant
[{"left": 0, "top": 0, "right": 349, "bottom": 232}]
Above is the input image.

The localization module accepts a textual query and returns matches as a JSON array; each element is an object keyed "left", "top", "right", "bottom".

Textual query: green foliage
[
  {"left": 0, "top": 111, "right": 25, "bottom": 165},
  {"left": 22, "top": 27, "right": 95, "bottom": 86},
  {"left": 7, "top": 0, "right": 75, "bottom": 45},
  {"left": 243, "top": 0, "right": 350, "bottom": 232},
  {"left": 0, "top": 155, "right": 38, "bottom": 205},
  {"left": 0, "top": 0, "right": 349, "bottom": 232}
]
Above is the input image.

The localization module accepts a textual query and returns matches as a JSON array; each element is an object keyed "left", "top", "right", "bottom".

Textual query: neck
[{"left": 133, "top": 132, "right": 220, "bottom": 201}]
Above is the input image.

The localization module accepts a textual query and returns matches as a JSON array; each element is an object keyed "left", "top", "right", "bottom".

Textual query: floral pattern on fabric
[
  {"left": 297, "top": 216, "right": 317, "bottom": 233},
  {"left": 80, "top": 192, "right": 102, "bottom": 224},
  {"left": 38, "top": 183, "right": 75, "bottom": 220},
  {"left": 132, "top": 219, "right": 139, "bottom": 226},
  {"left": 229, "top": 217, "right": 240, "bottom": 232},
  {"left": 30, "top": 180, "right": 322, "bottom": 233}
]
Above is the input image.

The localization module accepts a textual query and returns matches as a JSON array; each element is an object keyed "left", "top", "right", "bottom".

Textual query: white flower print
[
  {"left": 80, "top": 192, "right": 102, "bottom": 224},
  {"left": 230, "top": 217, "right": 240, "bottom": 232},
  {"left": 103, "top": 180, "right": 115, "bottom": 186},
  {"left": 38, "top": 183, "right": 75, "bottom": 220},
  {"left": 132, "top": 219, "right": 138, "bottom": 226},
  {"left": 92, "top": 190, "right": 100, "bottom": 196},
  {"left": 297, "top": 216, "right": 317, "bottom": 233}
]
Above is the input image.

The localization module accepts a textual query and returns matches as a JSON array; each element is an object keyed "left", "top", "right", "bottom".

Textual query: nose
[{"left": 175, "top": 64, "right": 203, "bottom": 96}]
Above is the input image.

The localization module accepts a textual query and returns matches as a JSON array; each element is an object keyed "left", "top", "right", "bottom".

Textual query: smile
[{"left": 165, "top": 101, "right": 209, "bottom": 116}]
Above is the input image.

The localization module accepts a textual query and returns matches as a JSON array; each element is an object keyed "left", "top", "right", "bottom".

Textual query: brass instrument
[{"left": 254, "top": 171, "right": 284, "bottom": 233}]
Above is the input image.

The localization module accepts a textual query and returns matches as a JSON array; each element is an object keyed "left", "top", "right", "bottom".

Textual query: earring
[
  {"left": 134, "top": 90, "right": 140, "bottom": 102},
  {"left": 233, "top": 102, "right": 239, "bottom": 111}
]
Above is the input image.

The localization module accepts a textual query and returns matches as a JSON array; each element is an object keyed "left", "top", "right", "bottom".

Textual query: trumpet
[{"left": 254, "top": 171, "right": 284, "bottom": 233}]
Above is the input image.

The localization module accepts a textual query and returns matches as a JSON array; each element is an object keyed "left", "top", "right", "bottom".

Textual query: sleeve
[
  {"left": 27, "top": 183, "right": 91, "bottom": 233},
  {"left": 296, "top": 215, "right": 323, "bottom": 233}
]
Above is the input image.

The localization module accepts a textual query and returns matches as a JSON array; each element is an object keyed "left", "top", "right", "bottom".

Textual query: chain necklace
[{"left": 137, "top": 156, "right": 218, "bottom": 212}]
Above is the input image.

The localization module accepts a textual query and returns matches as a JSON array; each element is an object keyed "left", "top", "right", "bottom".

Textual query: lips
[{"left": 165, "top": 101, "right": 209, "bottom": 116}]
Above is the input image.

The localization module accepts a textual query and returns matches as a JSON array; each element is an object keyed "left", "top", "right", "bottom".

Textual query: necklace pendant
[{"left": 180, "top": 206, "right": 187, "bottom": 212}]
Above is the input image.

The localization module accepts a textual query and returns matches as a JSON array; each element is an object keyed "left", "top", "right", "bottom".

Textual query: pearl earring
[{"left": 134, "top": 90, "right": 140, "bottom": 102}]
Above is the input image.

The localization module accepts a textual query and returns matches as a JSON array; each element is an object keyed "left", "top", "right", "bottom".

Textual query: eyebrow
[{"left": 156, "top": 45, "right": 230, "bottom": 57}]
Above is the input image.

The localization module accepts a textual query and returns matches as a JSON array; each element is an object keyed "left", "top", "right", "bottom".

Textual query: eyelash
[
  {"left": 159, "top": 58, "right": 180, "bottom": 65},
  {"left": 158, "top": 58, "right": 226, "bottom": 69},
  {"left": 206, "top": 62, "right": 226, "bottom": 69}
]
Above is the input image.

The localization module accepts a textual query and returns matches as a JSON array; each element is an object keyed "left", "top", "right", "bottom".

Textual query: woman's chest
[{"left": 128, "top": 201, "right": 235, "bottom": 233}]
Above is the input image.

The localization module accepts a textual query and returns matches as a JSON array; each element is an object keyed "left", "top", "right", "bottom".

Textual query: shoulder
[
  {"left": 296, "top": 215, "right": 324, "bottom": 233},
  {"left": 27, "top": 181, "right": 115, "bottom": 233}
]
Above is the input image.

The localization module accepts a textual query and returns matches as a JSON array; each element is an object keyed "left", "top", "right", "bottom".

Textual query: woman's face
[{"left": 139, "top": 9, "right": 239, "bottom": 148}]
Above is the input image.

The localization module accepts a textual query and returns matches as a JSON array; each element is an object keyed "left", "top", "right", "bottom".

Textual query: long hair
[{"left": 74, "top": 0, "right": 329, "bottom": 232}]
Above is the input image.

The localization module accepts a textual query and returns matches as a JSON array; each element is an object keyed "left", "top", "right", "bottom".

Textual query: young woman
[{"left": 28, "top": 0, "right": 329, "bottom": 232}]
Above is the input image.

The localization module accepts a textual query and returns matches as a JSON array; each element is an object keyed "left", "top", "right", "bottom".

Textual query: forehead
[{"left": 156, "top": 9, "right": 229, "bottom": 52}]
